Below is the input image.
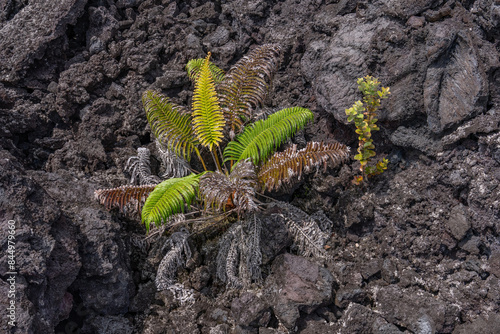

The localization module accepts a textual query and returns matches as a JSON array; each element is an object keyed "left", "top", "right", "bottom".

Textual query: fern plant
[
  {"left": 94, "top": 45, "right": 350, "bottom": 289},
  {"left": 95, "top": 44, "right": 349, "bottom": 231}
]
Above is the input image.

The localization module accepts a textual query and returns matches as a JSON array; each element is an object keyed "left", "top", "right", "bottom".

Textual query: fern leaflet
[
  {"left": 156, "top": 230, "right": 192, "bottom": 290},
  {"left": 191, "top": 52, "right": 225, "bottom": 151},
  {"left": 223, "top": 107, "right": 314, "bottom": 166},
  {"left": 141, "top": 173, "right": 202, "bottom": 232},
  {"left": 186, "top": 58, "right": 225, "bottom": 84},
  {"left": 258, "top": 141, "right": 350, "bottom": 191},
  {"left": 143, "top": 90, "right": 197, "bottom": 161},
  {"left": 199, "top": 159, "right": 257, "bottom": 214},
  {"left": 156, "top": 139, "right": 191, "bottom": 178},
  {"left": 279, "top": 214, "right": 329, "bottom": 258},
  {"left": 94, "top": 184, "right": 156, "bottom": 213},
  {"left": 125, "top": 147, "right": 161, "bottom": 185},
  {"left": 218, "top": 44, "right": 281, "bottom": 135}
]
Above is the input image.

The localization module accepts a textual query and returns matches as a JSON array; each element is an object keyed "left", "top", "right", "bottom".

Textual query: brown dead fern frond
[
  {"left": 258, "top": 141, "right": 350, "bottom": 192},
  {"left": 218, "top": 44, "right": 281, "bottom": 138},
  {"left": 94, "top": 184, "right": 156, "bottom": 213},
  {"left": 199, "top": 159, "right": 258, "bottom": 215},
  {"left": 199, "top": 172, "right": 233, "bottom": 212}
]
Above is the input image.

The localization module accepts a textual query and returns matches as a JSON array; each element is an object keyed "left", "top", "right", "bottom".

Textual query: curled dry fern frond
[
  {"left": 143, "top": 90, "right": 197, "bottom": 161},
  {"left": 141, "top": 173, "right": 202, "bottom": 232},
  {"left": 125, "top": 147, "right": 161, "bottom": 185},
  {"left": 270, "top": 201, "right": 330, "bottom": 258},
  {"left": 244, "top": 215, "right": 262, "bottom": 282},
  {"left": 156, "top": 139, "right": 190, "bottom": 179},
  {"left": 155, "top": 230, "right": 192, "bottom": 290},
  {"left": 223, "top": 107, "right": 314, "bottom": 166},
  {"left": 216, "top": 223, "right": 243, "bottom": 288},
  {"left": 258, "top": 141, "right": 350, "bottom": 191},
  {"left": 199, "top": 172, "right": 233, "bottom": 212},
  {"left": 199, "top": 159, "right": 257, "bottom": 214},
  {"left": 186, "top": 58, "right": 225, "bottom": 84},
  {"left": 215, "top": 215, "right": 262, "bottom": 288},
  {"left": 278, "top": 214, "right": 329, "bottom": 258},
  {"left": 218, "top": 44, "right": 281, "bottom": 136},
  {"left": 94, "top": 184, "right": 156, "bottom": 213},
  {"left": 229, "top": 160, "right": 258, "bottom": 213},
  {"left": 191, "top": 52, "right": 225, "bottom": 151}
]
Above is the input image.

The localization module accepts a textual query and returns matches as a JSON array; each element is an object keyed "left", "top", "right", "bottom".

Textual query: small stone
[
  {"left": 89, "top": 36, "right": 105, "bottom": 55},
  {"left": 452, "top": 313, "right": 500, "bottom": 334},
  {"left": 361, "top": 259, "right": 382, "bottom": 280},
  {"left": 381, "top": 258, "right": 399, "bottom": 284},
  {"left": 460, "top": 236, "right": 481, "bottom": 255},
  {"left": 407, "top": 16, "right": 425, "bottom": 28},
  {"left": 231, "top": 292, "right": 270, "bottom": 327},
  {"left": 488, "top": 251, "right": 500, "bottom": 278},
  {"left": 446, "top": 204, "right": 470, "bottom": 240},
  {"left": 267, "top": 253, "right": 334, "bottom": 330},
  {"left": 335, "top": 284, "right": 367, "bottom": 308}
]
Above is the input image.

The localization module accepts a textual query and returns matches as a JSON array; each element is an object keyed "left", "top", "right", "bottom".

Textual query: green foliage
[
  {"left": 143, "top": 90, "right": 197, "bottom": 161},
  {"left": 95, "top": 45, "right": 353, "bottom": 293},
  {"left": 141, "top": 173, "right": 203, "bottom": 232},
  {"left": 96, "top": 45, "right": 349, "bottom": 233},
  {"left": 345, "top": 75, "right": 390, "bottom": 184},
  {"left": 186, "top": 58, "right": 225, "bottom": 84},
  {"left": 191, "top": 52, "right": 225, "bottom": 152},
  {"left": 223, "top": 107, "right": 314, "bottom": 166}
]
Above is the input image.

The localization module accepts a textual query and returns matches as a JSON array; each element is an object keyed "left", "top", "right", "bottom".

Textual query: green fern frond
[
  {"left": 192, "top": 52, "right": 225, "bottom": 151},
  {"left": 258, "top": 141, "right": 350, "bottom": 191},
  {"left": 141, "top": 173, "right": 202, "bottom": 232},
  {"left": 143, "top": 90, "right": 197, "bottom": 161},
  {"left": 223, "top": 107, "right": 314, "bottom": 166},
  {"left": 94, "top": 184, "right": 156, "bottom": 213},
  {"left": 186, "top": 58, "right": 225, "bottom": 84},
  {"left": 218, "top": 44, "right": 281, "bottom": 135}
]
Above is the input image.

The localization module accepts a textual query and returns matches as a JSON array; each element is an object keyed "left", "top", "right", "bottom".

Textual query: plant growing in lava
[
  {"left": 345, "top": 75, "right": 390, "bottom": 184},
  {"left": 95, "top": 45, "right": 349, "bottom": 290}
]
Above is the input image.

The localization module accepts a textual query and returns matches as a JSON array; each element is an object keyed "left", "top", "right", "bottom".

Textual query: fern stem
[
  {"left": 212, "top": 147, "right": 223, "bottom": 172},
  {"left": 194, "top": 147, "right": 208, "bottom": 171},
  {"left": 216, "top": 145, "right": 228, "bottom": 174}
]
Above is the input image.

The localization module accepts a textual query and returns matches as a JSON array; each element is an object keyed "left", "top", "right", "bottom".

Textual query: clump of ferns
[{"left": 95, "top": 45, "right": 350, "bottom": 291}]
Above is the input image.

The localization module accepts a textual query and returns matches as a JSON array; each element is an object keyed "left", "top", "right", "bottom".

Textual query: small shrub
[{"left": 345, "top": 75, "right": 390, "bottom": 184}]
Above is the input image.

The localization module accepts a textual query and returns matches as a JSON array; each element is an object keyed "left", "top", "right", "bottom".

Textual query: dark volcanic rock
[
  {"left": 266, "top": 253, "right": 334, "bottom": 330},
  {"left": 0, "top": 0, "right": 88, "bottom": 82},
  {"left": 452, "top": 313, "right": 500, "bottom": 334},
  {"left": 329, "top": 303, "right": 403, "bottom": 334},
  {"left": 446, "top": 204, "right": 471, "bottom": 241},
  {"left": 0, "top": 150, "right": 81, "bottom": 333},
  {"left": 1, "top": 0, "right": 499, "bottom": 333},
  {"left": 231, "top": 292, "right": 271, "bottom": 327},
  {"left": 375, "top": 285, "right": 459, "bottom": 333}
]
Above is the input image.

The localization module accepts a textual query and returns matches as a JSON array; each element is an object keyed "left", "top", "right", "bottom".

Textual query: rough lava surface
[{"left": 0, "top": 0, "right": 499, "bottom": 333}]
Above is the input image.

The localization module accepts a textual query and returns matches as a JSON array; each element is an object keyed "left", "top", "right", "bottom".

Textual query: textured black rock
[{"left": 0, "top": 0, "right": 499, "bottom": 333}]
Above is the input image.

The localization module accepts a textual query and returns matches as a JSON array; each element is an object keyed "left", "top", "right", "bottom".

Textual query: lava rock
[
  {"left": 446, "top": 204, "right": 471, "bottom": 241},
  {"left": 266, "top": 253, "right": 334, "bottom": 330},
  {"left": 231, "top": 292, "right": 271, "bottom": 327},
  {"left": 452, "top": 313, "right": 500, "bottom": 334},
  {"left": 0, "top": 0, "right": 88, "bottom": 82},
  {"left": 331, "top": 303, "right": 403, "bottom": 334},
  {"left": 375, "top": 285, "right": 458, "bottom": 333},
  {"left": 335, "top": 284, "right": 368, "bottom": 308}
]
